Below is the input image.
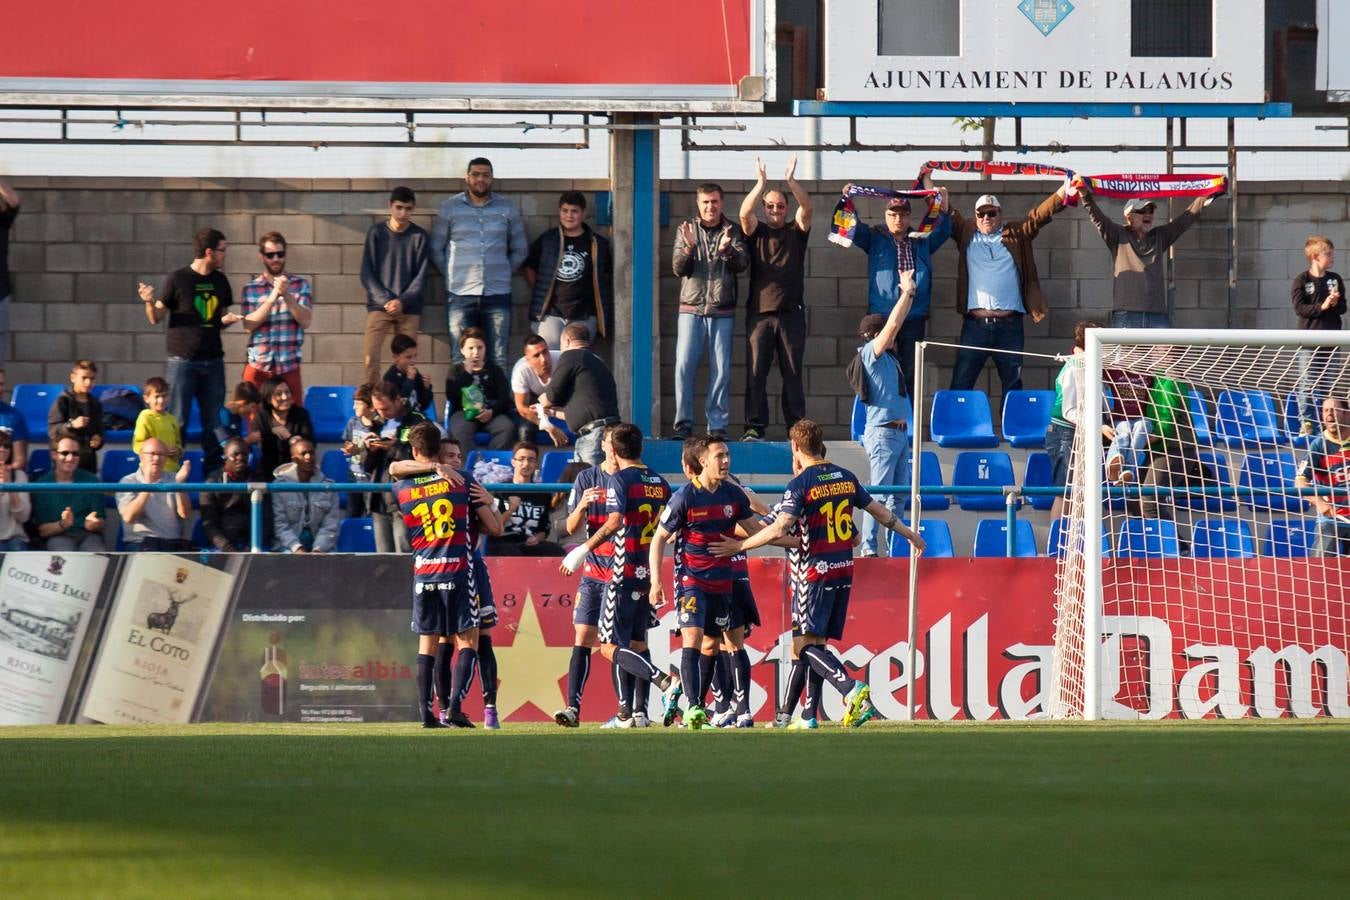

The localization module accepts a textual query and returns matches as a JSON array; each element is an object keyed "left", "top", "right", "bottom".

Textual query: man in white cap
[
  {"left": 1080, "top": 185, "right": 1210, "bottom": 328},
  {"left": 948, "top": 184, "right": 1069, "bottom": 396}
]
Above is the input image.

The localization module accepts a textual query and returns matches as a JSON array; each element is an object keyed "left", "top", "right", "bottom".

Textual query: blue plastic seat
[
  {"left": 851, "top": 396, "right": 866, "bottom": 443},
  {"left": 1264, "top": 518, "right": 1317, "bottom": 558},
  {"left": 184, "top": 402, "right": 203, "bottom": 443},
  {"left": 1180, "top": 451, "right": 1238, "bottom": 513},
  {"left": 190, "top": 516, "right": 207, "bottom": 550},
  {"left": 26, "top": 448, "right": 52, "bottom": 479},
  {"left": 639, "top": 440, "right": 684, "bottom": 475},
  {"left": 727, "top": 442, "right": 793, "bottom": 475},
  {"left": 930, "top": 391, "right": 998, "bottom": 448},
  {"left": 893, "top": 519, "right": 953, "bottom": 558},
  {"left": 952, "top": 451, "right": 1017, "bottom": 512},
  {"left": 1047, "top": 518, "right": 1111, "bottom": 557},
  {"left": 321, "top": 449, "right": 353, "bottom": 509},
  {"left": 1186, "top": 390, "right": 1215, "bottom": 447},
  {"left": 540, "top": 451, "right": 575, "bottom": 484},
  {"left": 1282, "top": 391, "right": 1317, "bottom": 449},
  {"left": 1238, "top": 452, "right": 1303, "bottom": 513},
  {"left": 1022, "top": 451, "right": 1056, "bottom": 511},
  {"left": 180, "top": 450, "right": 205, "bottom": 507},
  {"left": 336, "top": 517, "right": 376, "bottom": 552},
  {"left": 1216, "top": 390, "right": 1285, "bottom": 449},
  {"left": 898, "top": 450, "right": 949, "bottom": 511},
  {"left": 973, "top": 518, "right": 1038, "bottom": 558},
  {"left": 100, "top": 450, "right": 140, "bottom": 506},
  {"left": 1001, "top": 390, "right": 1055, "bottom": 448},
  {"left": 10, "top": 383, "right": 62, "bottom": 440},
  {"left": 1190, "top": 518, "right": 1256, "bottom": 558},
  {"left": 303, "top": 386, "right": 355, "bottom": 443},
  {"left": 1117, "top": 518, "right": 1181, "bottom": 558}
]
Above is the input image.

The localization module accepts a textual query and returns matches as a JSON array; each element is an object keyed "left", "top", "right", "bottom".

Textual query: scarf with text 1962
[
  {"left": 1073, "top": 172, "right": 1228, "bottom": 199},
  {"left": 828, "top": 185, "right": 941, "bottom": 249}
]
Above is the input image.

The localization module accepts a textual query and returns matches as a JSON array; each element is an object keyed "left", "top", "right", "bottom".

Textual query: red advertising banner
[{"left": 1, "top": 2, "right": 753, "bottom": 92}]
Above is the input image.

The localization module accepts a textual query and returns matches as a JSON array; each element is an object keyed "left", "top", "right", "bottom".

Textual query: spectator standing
[
  {"left": 1291, "top": 236, "right": 1344, "bottom": 434},
  {"left": 0, "top": 365, "right": 30, "bottom": 470},
  {"left": 137, "top": 227, "right": 242, "bottom": 475},
  {"left": 1295, "top": 398, "right": 1350, "bottom": 557},
  {"left": 32, "top": 436, "right": 104, "bottom": 551},
  {"left": 0, "top": 430, "right": 30, "bottom": 550},
  {"left": 445, "top": 326, "right": 514, "bottom": 451},
  {"left": 47, "top": 359, "right": 104, "bottom": 474},
  {"left": 432, "top": 157, "right": 528, "bottom": 367},
  {"left": 948, "top": 188, "right": 1068, "bottom": 397},
  {"left": 737, "top": 156, "right": 814, "bottom": 442},
  {"left": 382, "top": 333, "right": 434, "bottom": 415},
  {"left": 364, "top": 381, "right": 429, "bottom": 553},
  {"left": 360, "top": 186, "right": 430, "bottom": 386},
  {"left": 486, "top": 443, "right": 564, "bottom": 556},
  {"left": 256, "top": 377, "right": 315, "bottom": 479},
  {"left": 0, "top": 176, "right": 18, "bottom": 365},
  {"left": 671, "top": 182, "right": 748, "bottom": 440},
  {"left": 524, "top": 191, "right": 613, "bottom": 350},
  {"left": 239, "top": 231, "right": 313, "bottom": 401},
  {"left": 132, "top": 376, "right": 184, "bottom": 473},
  {"left": 1080, "top": 185, "right": 1209, "bottom": 329},
  {"left": 116, "top": 438, "right": 191, "bottom": 551},
  {"left": 271, "top": 437, "right": 342, "bottom": 553},
  {"left": 841, "top": 185, "right": 953, "bottom": 401},
  {"left": 541, "top": 324, "right": 620, "bottom": 467},
  {"left": 852, "top": 270, "right": 917, "bottom": 557},
  {"left": 511, "top": 334, "right": 562, "bottom": 444},
  {"left": 201, "top": 437, "right": 259, "bottom": 552},
  {"left": 1045, "top": 320, "right": 1098, "bottom": 521}
]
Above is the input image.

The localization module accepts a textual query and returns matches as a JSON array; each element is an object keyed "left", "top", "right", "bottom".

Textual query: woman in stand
[{"left": 256, "top": 377, "right": 315, "bottom": 479}]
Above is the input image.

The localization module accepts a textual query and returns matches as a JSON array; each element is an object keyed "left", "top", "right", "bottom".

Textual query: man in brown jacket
[{"left": 949, "top": 186, "right": 1068, "bottom": 396}]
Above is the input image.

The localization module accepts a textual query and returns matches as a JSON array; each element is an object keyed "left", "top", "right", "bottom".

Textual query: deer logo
[{"left": 147, "top": 591, "right": 195, "bottom": 636}]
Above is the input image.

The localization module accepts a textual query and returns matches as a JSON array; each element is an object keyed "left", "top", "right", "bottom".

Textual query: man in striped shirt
[{"left": 239, "top": 231, "right": 313, "bottom": 401}]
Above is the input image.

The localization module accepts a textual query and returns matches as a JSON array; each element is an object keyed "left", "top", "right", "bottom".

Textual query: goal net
[{"left": 1050, "top": 329, "right": 1350, "bottom": 719}]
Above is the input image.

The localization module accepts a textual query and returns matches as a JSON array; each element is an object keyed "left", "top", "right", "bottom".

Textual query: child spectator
[
  {"left": 132, "top": 376, "right": 184, "bottom": 472},
  {"left": 341, "top": 382, "right": 379, "bottom": 515},
  {"left": 218, "top": 381, "right": 263, "bottom": 455},
  {"left": 47, "top": 358, "right": 104, "bottom": 474},
  {"left": 1292, "top": 235, "right": 1344, "bottom": 434},
  {"left": 383, "top": 333, "right": 434, "bottom": 415},
  {"left": 257, "top": 377, "right": 315, "bottom": 478}
]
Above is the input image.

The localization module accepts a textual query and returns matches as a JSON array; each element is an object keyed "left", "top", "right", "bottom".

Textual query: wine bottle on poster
[{"left": 259, "top": 633, "right": 288, "bottom": 716}]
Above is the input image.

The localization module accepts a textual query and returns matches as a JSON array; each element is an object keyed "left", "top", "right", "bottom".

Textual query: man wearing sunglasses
[
  {"left": 240, "top": 231, "right": 313, "bottom": 401},
  {"left": 948, "top": 185, "right": 1070, "bottom": 398}
]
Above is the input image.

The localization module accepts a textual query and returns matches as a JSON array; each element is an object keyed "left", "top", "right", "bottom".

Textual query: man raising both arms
[
  {"left": 714, "top": 419, "right": 925, "bottom": 728},
  {"left": 560, "top": 423, "right": 675, "bottom": 728}
]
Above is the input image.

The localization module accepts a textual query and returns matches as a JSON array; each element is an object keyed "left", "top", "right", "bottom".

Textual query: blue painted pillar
[{"left": 610, "top": 113, "right": 661, "bottom": 436}]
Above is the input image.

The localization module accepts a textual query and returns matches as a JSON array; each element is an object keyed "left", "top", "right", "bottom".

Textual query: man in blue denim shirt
[
  {"left": 431, "top": 158, "right": 528, "bottom": 368},
  {"left": 843, "top": 186, "right": 951, "bottom": 401}
]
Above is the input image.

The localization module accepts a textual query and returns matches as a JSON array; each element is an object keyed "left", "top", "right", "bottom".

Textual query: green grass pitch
[{"left": 3, "top": 720, "right": 1349, "bottom": 898}]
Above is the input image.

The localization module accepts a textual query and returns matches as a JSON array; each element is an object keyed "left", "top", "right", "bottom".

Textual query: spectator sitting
[
  {"left": 0, "top": 364, "right": 30, "bottom": 470},
  {"left": 0, "top": 429, "right": 31, "bottom": 550},
  {"left": 486, "top": 442, "right": 564, "bottom": 556},
  {"left": 271, "top": 436, "right": 342, "bottom": 553},
  {"left": 200, "top": 437, "right": 259, "bottom": 552},
  {"left": 510, "top": 333, "right": 563, "bottom": 444},
  {"left": 133, "top": 376, "right": 184, "bottom": 473},
  {"left": 31, "top": 436, "right": 105, "bottom": 551},
  {"left": 1104, "top": 367, "right": 1155, "bottom": 484},
  {"left": 383, "top": 332, "right": 434, "bottom": 415},
  {"left": 256, "top": 377, "right": 315, "bottom": 480},
  {"left": 445, "top": 326, "right": 514, "bottom": 451},
  {"left": 341, "top": 382, "right": 379, "bottom": 516},
  {"left": 47, "top": 358, "right": 104, "bottom": 474},
  {"left": 1295, "top": 397, "right": 1350, "bottom": 557},
  {"left": 116, "top": 437, "right": 191, "bottom": 551}
]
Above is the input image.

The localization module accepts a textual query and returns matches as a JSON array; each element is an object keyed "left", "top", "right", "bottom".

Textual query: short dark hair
[
  {"left": 559, "top": 191, "right": 586, "bottom": 211},
  {"left": 609, "top": 423, "right": 642, "bottom": 461},
  {"left": 442, "top": 437, "right": 462, "bottom": 450},
  {"left": 1074, "top": 319, "right": 1102, "bottom": 350},
  {"left": 222, "top": 436, "right": 249, "bottom": 459},
  {"left": 260, "top": 377, "right": 292, "bottom": 409},
  {"left": 408, "top": 421, "right": 441, "bottom": 457},
  {"left": 231, "top": 381, "right": 262, "bottom": 405},
  {"left": 460, "top": 326, "right": 488, "bottom": 349},
  {"left": 390, "top": 186, "right": 415, "bottom": 205},
  {"left": 523, "top": 333, "right": 548, "bottom": 352},
  {"left": 561, "top": 323, "right": 591, "bottom": 345},
  {"left": 371, "top": 381, "right": 402, "bottom": 403},
  {"left": 467, "top": 157, "right": 493, "bottom": 172},
  {"left": 143, "top": 376, "right": 169, "bottom": 395},
  {"left": 193, "top": 228, "right": 226, "bottom": 258},
  {"left": 390, "top": 333, "right": 417, "bottom": 356},
  {"left": 71, "top": 359, "right": 97, "bottom": 375},
  {"left": 257, "top": 231, "right": 286, "bottom": 251},
  {"left": 0, "top": 430, "right": 11, "bottom": 450},
  {"left": 354, "top": 382, "right": 374, "bottom": 404},
  {"left": 682, "top": 435, "right": 709, "bottom": 475},
  {"left": 858, "top": 314, "right": 887, "bottom": 340},
  {"left": 789, "top": 419, "right": 825, "bottom": 458},
  {"left": 696, "top": 182, "right": 724, "bottom": 199},
  {"left": 512, "top": 441, "right": 538, "bottom": 459}
]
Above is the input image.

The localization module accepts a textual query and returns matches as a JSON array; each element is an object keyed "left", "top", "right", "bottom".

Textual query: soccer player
[
  {"left": 553, "top": 426, "right": 621, "bottom": 727},
  {"left": 560, "top": 423, "right": 674, "bottom": 727},
  {"left": 649, "top": 435, "right": 766, "bottom": 729},
  {"left": 713, "top": 419, "right": 925, "bottom": 728},
  {"left": 393, "top": 423, "right": 499, "bottom": 728}
]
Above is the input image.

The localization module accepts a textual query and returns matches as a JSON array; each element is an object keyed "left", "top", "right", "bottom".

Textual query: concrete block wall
[{"left": 2, "top": 176, "right": 1344, "bottom": 440}]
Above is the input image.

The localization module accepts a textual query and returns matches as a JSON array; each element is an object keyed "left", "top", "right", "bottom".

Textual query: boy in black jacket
[{"left": 47, "top": 358, "right": 105, "bottom": 473}]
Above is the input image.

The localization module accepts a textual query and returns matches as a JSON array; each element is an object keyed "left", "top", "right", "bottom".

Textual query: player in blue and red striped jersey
[
  {"left": 393, "top": 422, "right": 500, "bottom": 728},
  {"left": 553, "top": 428, "right": 621, "bottom": 727},
  {"left": 714, "top": 418, "right": 924, "bottom": 728},
  {"left": 649, "top": 435, "right": 766, "bottom": 729},
  {"left": 559, "top": 422, "right": 676, "bottom": 727}
]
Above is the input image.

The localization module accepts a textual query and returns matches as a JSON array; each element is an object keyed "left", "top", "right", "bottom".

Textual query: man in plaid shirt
[{"left": 240, "top": 230, "right": 314, "bottom": 399}]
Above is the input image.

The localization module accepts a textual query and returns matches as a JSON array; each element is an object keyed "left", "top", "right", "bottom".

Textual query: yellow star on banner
[{"left": 491, "top": 592, "right": 573, "bottom": 720}]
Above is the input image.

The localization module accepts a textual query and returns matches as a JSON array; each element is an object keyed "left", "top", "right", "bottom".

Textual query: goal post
[{"left": 1052, "top": 328, "right": 1350, "bottom": 720}]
